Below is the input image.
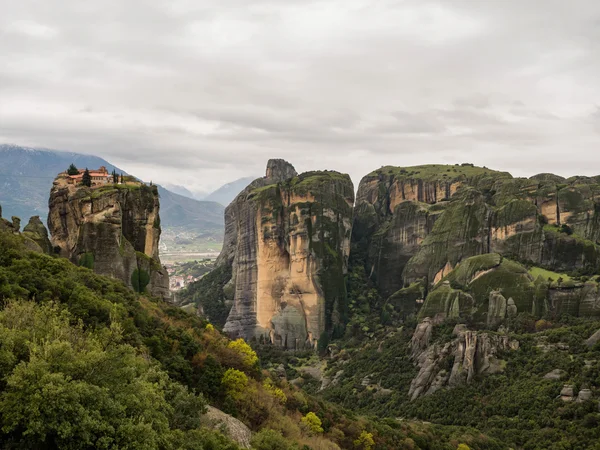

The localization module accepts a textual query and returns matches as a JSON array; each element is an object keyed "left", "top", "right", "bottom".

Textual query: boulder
[
  {"left": 203, "top": 406, "right": 251, "bottom": 448},
  {"left": 543, "top": 369, "right": 566, "bottom": 380},
  {"left": 559, "top": 385, "right": 575, "bottom": 401},
  {"left": 577, "top": 389, "right": 593, "bottom": 403},
  {"left": 586, "top": 329, "right": 600, "bottom": 347}
]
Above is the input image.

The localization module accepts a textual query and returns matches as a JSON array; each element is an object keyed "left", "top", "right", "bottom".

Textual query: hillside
[
  {"left": 0, "top": 206, "right": 500, "bottom": 449},
  {"left": 185, "top": 161, "right": 600, "bottom": 450}
]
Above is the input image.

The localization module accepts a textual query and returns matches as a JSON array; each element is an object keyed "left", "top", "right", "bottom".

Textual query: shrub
[
  {"left": 301, "top": 412, "right": 324, "bottom": 435},
  {"left": 227, "top": 338, "right": 259, "bottom": 369},
  {"left": 263, "top": 379, "right": 287, "bottom": 404},
  {"left": 250, "top": 429, "right": 290, "bottom": 450},
  {"left": 221, "top": 368, "right": 248, "bottom": 401},
  {"left": 354, "top": 430, "right": 375, "bottom": 449}
]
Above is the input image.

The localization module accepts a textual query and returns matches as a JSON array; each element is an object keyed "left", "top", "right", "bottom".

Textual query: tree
[
  {"left": 228, "top": 338, "right": 258, "bottom": 369},
  {"left": 301, "top": 412, "right": 323, "bottom": 435},
  {"left": 67, "top": 163, "right": 79, "bottom": 175},
  {"left": 112, "top": 169, "right": 118, "bottom": 183},
  {"left": 354, "top": 430, "right": 375, "bottom": 450},
  {"left": 0, "top": 300, "right": 209, "bottom": 449},
  {"left": 221, "top": 368, "right": 248, "bottom": 401},
  {"left": 251, "top": 429, "right": 290, "bottom": 450},
  {"left": 82, "top": 168, "right": 92, "bottom": 187}
]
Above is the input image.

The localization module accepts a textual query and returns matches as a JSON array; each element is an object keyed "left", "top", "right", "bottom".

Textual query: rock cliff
[
  {"left": 192, "top": 159, "right": 354, "bottom": 349},
  {"left": 418, "top": 253, "right": 600, "bottom": 323},
  {"left": 408, "top": 320, "right": 519, "bottom": 400},
  {"left": 352, "top": 164, "right": 600, "bottom": 321},
  {"left": 47, "top": 174, "right": 169, "bottom": 300}
]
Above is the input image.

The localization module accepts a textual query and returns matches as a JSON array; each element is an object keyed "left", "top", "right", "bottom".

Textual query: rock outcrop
[
  {"left": 0, "top": 205, "right": 52, "bottom": 254},
  {"left": 419, "top": 253, "right": 600, "bottom": 322},
  {"left": 408, "top": 320, "right": 519, "bottom": 400},
  {"left": 353, "top": 164, "right": 600, "bottom": 322},
  {"left": 47, "top": 174, "right": 169, "bottom": 300},
  {"left": 203, "top": 406, "right": 252, "bottom": 448},
  {"left": 194, "top": 160, "right": 354, "bottom": 349},
  {"left": 559, "top": 385, "right": 576, "bottom": 402},
  {"left": 22, "top": 216, "right": 52, "bottom": 254}
]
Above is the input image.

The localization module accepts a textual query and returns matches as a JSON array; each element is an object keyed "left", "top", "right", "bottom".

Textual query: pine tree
[
  {"left": 67, "top": 164, "right": 79, "bottom": 175},
  {"left": 82, "top": 168, "right": 92, "bottom": 187},
  {"left": 112, "top": 170, "right": 118, "bottom": 184}
]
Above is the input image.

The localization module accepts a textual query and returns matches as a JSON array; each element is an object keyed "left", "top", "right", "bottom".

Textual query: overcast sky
[{"left": 1, "top": 0, "right": 599, "bottom": 194}]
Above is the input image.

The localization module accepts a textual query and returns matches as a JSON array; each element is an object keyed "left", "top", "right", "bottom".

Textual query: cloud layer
[{"left": 1, "top": 0, "right": 599, "bottom": 193}]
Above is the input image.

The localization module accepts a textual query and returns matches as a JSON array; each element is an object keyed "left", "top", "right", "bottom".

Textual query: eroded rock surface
[
  {"left": 408, "top": 319, "right": 519, "bottom": 400},
  {"left": 352, "top": 164, "right": 600, "bottom": 321},
  {"left": 48, "top": 174, "right": 169, "bottom": 300},
  {"left": 196, "top": 160, "right": 354, "bottom": 349},
  {"left": 203, "top": 406, "right": 252, "bottom": 449},
  {"left": 22, "top": 216, "right": 52, "bottom": 254}
]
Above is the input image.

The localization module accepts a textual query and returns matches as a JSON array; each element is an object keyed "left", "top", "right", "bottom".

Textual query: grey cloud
[{"left": 1, "top": 0, "right": 600, "bottom": 192}]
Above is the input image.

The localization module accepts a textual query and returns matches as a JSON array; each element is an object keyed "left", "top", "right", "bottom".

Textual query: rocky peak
[
  {"left": 47, "top": 175, "right": 169, "bottom": 300},
  {"left": 265, "top": 159, "right": 297, "bottom": 182},
  {"left": 190, "top": 159, "right": 354, "bottom": 350},
  {"left": 23, "top": 216, "right": 52, "bottom": 254},
  {"left": 0, "top": 205, "right": 52, "bottom": 254}
]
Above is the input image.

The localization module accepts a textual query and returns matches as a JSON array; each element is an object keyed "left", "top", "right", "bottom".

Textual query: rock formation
[
  {"left": 22, "top": 216, "right": 52, "bottom": 254},
  {"left": 559, "top": 385, "right": 576, "bottom": 402},
  {"left": 192, "top": 159, "right": 354, "bottom": 349},
  {"left": 203, "top": 406, "right": 252, "bottom": 449},
  {"left": 0, "top": 205, "right": 52, "bottom": 254},
  {"left": 419, "top": 253, "right": 600, "bottom": 322},
  {"left": 47, "top": 173, "right": 169, "bottom": 300},
  {"left": 352, "top": 164, "right": 600, "bottom": 322},
  {"left": 408, "top": 320, "right": 519, "bottom": 400}
]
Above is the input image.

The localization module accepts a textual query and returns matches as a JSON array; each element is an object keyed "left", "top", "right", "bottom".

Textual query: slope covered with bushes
[{"left": 0, "top": 221, "right": 501, "bottom": 449}]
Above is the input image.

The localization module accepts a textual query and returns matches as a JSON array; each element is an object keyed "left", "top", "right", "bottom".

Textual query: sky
[{"left": 1, "top": 0, "right": 599, "bottom": 195}]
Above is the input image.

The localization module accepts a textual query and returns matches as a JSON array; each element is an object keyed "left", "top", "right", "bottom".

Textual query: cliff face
[
  {"left": 408, "top": 320, "right": 519, "bottom": 400},
  {"left": 353, "top": 164, "right": 600, "bottom": 320},
  {"left": 352, "top": 165, "right": 511, "bottom": 298},
  {"left": 48, "top": 175, "right": 169, "bottom": 300},
  {"left": 200, "top": 160, "right": 354, "bottom": 349}
]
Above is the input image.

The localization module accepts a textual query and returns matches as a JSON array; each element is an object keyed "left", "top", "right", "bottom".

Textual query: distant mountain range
[
  {"left": 202, "top": 176, "right": 255, "bottom": 206},
  {"left": 0, "top": 144, "right": 224, "bottom": 234},
  {"left": 160, "top": 177, "right": 256, "bottom": 207}
]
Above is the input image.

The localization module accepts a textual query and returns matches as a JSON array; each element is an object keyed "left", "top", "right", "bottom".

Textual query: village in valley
[{"left": 165, "top": 259, "right": 215, "bottom": 292}]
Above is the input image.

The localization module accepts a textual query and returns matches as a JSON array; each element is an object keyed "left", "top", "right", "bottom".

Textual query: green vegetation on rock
[
  {"left": 78, "top": 251, "right": 94, "bottom": 269},
  {"left": 131, "top": 268, "right": 150, "bottom": 293}
]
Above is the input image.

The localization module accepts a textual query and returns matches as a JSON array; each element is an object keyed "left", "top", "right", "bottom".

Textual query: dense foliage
[
  {"left": 0, "top": 228, "right": 239, "bottom": 449},
  {"left": 1, "top": 223, "right": 498, "bottom": 449},
  {"left": 301, "top": 252, "right": 600, "bottom": 450}
]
